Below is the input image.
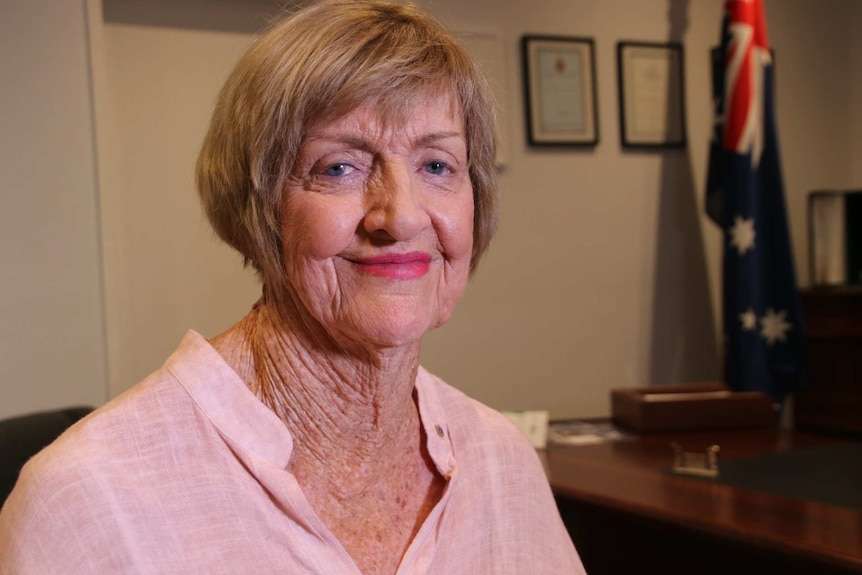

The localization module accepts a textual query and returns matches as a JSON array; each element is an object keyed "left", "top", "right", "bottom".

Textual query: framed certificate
[
  {"left": 521, "top": 35, "right": 598, "bottom": 147},
  {"left": 617, "top": 41, "right": 687, "bottom": 148}
]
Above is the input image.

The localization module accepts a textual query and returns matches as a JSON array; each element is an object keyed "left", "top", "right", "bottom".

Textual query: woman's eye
[
  {"left": 322, "top": 163, "right": 354, "bottom": 177},
  {"left": 424, "top": 161, "right": 450, "bottom": 176}
]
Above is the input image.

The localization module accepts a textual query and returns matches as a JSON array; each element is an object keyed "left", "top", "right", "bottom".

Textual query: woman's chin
[{"left": 334, "top": 316, "right": 438, "bottom": 352}]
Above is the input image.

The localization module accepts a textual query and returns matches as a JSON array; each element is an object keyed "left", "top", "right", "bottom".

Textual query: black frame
[
  {"left": 617, "top": 41, "right": 687, "bottom": 148},
  {"left": 521, "top": 35, "right": 599, "bottom": 147}
]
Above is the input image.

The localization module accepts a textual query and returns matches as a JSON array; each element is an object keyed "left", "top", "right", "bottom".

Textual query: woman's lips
[{"left": 351, "top": 252, "right": 432, "bottom": 279}]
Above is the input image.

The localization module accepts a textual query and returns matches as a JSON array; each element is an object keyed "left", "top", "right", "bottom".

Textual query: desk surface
[{"left": 541, "top": 427, "right": 862, "bottom": 572}]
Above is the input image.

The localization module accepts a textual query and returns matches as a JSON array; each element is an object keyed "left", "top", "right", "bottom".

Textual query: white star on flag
[
  {"left": 729, "top": 216, "right": 756, "bottom": 255},
  {"left": 760, "top": 308, "right": 792, "bottom": 346},
  {"left": 739, "top": 308, "right": 757, "bottom": 331}
]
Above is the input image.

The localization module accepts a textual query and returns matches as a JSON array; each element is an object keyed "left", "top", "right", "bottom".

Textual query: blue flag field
[{"left": 705, "top": 0, "right": 806, "bottom": 404}]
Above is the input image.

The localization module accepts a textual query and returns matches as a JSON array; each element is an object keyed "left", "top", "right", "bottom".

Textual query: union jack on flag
[{"left": 705, "top": 0, "right": 807, "bottom": 403}]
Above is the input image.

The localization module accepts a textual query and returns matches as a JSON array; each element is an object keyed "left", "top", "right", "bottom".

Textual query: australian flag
[{"left": 706, "top": 0, "right": 806, "bottom": 404}]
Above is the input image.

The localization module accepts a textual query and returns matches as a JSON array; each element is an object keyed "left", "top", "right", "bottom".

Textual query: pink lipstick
[{"left": 351, "top": 252, "right": 432, "bottom": 279}]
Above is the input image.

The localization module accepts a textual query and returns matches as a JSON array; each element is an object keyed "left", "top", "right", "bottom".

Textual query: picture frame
[
  {"left": 617, "top": 41, "right": 687, "bottom": 148},
  {"left": 521, "top": 35, "right": 598, "bottom": 147}
]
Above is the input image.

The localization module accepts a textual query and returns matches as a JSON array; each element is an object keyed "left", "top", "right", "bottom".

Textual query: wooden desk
[{"left": 541, "top": 428, "right": 862, "bottom": 574}]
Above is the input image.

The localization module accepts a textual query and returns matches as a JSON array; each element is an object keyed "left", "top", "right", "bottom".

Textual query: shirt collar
[
  {"left": 166, "top": 330, "right": 294, "bottom": 470},
  {"left": 414, "top": 366, "right": 456, "bottom": 478},
  {"left": 165, "top": 331, "right": 456, "bottom": 477}
]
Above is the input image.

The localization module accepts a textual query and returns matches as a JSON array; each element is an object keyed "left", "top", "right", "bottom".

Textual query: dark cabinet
[{"left": 794, "top": 287, "right": 862, "bottom": 437}]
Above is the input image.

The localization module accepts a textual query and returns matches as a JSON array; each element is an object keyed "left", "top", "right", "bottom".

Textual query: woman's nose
[{"left": 362, "top": 163, "right": 429, "bottom": 241}]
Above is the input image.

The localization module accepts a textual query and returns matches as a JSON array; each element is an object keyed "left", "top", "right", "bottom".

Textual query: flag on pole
[{"left": 705, "top": 0, "right": 806, "bottom": 403}]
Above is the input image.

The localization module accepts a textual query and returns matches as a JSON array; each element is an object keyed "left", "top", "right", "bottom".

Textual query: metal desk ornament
[{"left": 671, "top": 443, "right": 720, "bottom": 478}]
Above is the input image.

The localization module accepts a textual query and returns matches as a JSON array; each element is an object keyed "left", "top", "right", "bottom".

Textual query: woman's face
[{"left": 280, "top": 93, "right": 474, "bottom": 349}]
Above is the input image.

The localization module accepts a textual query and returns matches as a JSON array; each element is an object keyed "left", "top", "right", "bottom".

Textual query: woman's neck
[
  {"left": 211, "top": 298, "right": 423, "bottom": 490},
  {"left": 212, "top": 298, "right": 445, "bottom": 575}
]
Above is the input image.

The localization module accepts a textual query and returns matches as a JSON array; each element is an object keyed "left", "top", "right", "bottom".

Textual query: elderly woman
[{"left": 0, "top": 1, "right": 584, "bottom": 573}]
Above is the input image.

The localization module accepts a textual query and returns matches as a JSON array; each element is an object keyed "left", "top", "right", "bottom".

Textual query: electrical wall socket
[{"left": 502, "top": 410, "right": 549, "bottom": 449}]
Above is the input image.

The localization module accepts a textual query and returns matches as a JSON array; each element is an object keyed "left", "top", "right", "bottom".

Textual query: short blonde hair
[{"left": 196, "top": 0, "right": 498, "bottom": 292}]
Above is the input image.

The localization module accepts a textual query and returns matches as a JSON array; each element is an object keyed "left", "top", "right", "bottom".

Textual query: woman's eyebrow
[
  {"left": 414, "top": 131, "right": 464, "bottom": 147},
  {"left": 304, "top": 135, "right": 376, "bottom": 152},
  {"left": 304, "top": 131, "right": 464, "bottom": 152}
]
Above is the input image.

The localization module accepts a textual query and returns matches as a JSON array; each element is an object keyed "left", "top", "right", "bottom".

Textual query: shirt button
[{"left": 435, "top": 424, "right": 445, "bottom": 438}]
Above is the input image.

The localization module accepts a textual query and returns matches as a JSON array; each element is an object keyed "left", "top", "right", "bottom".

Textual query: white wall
[
  {"left": 3, "top": 0, "right": 860, "bottom": 420},
  {"left": 0, "top": 0, "right": 108, "bottom": 418}
]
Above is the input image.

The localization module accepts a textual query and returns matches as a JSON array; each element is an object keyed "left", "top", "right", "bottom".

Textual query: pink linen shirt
[{"left": 0, "top": 331, "right": 585, "bottom": 574}]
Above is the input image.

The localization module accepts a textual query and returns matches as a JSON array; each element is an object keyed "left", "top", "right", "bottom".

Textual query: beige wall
[
  {"left": 3, "top": 0, "right": 860, "bottom": 420},
  {"left": 852, "top": 1, "right": 862, "bottom": 184},
  {"left": 767, "top": 0, "right": 858, "bottom": 286},
  {"left": 96, "top": 22, "right": 260, "bottom": 399},
  {"left": 0, "top": 0, "right": 107, "bottom": 419}
]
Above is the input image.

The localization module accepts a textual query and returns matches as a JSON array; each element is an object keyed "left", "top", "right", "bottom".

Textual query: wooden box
[{"left": 611, "top": 382, "right": 778, "bottom": 433}]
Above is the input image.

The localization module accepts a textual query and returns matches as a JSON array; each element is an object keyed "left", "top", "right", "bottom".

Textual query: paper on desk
[{"left": 547, "top": 420, "right": 628, "bottom": 446}]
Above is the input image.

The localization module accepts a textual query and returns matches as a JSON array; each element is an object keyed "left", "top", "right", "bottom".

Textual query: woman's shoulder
[
  {"left": 0, "top": 365, "right": 189, "bottom": 557},
  {"left": 23, "top": 330, "right": 238, "bottom": 478},
  {"left": 7, "top": 329, "right": 281, "bottom": 506},
  {"left": 18, "top": 365, "right": 187, "bottom": 488},
  {"left": 8, "top": 332, "right": 221, "bottom": 502}
]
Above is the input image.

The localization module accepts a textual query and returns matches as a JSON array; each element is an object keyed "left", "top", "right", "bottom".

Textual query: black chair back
[{"left": 0, "top": 406, "right": 94, "bottom": 507}]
